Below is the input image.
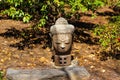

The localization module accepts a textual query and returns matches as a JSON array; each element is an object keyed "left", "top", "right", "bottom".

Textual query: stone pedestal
[{"left": 6, "top": 66, "right": 90, "bottom": 80}]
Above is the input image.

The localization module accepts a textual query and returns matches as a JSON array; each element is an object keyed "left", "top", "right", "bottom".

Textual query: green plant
[
  {"left": 67, "top": 0, "right": 87, "bottom": 12},
  {"left": 0, "top": 71, "right": 3, "bottom": 80},
  {"left": 0, "top": 0, "right": 106, "bottom": 26},
  {"left": 23, "top": 13, "right": 32, "bottom": 23},
  {"left": 93, "top": 15, "right": 120, "bottom": 53},
  {"left": 2, "top": 7, "right": 23, "bottom": 19},
  {"left": 81, "top": 0, "right": 104, "bottom": 12},
  {"left": 5, "top": 0, "right": 23, "bottom": 7},
  {"left": 1, "top": 6, "right": 32, "bottom": 22},
  {"left": 102, "top": 0, "right": 120, "bottom": 6}
]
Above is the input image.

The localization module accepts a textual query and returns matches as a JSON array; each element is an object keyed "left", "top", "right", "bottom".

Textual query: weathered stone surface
[
  {"left": 6, "top": 66, "right": 90, "bottom": 80},
  {"left": 65, "top": 66, "right": 90, "bottom": 80},
  {"left": 50, "top": 17, "right": 74, "bottom": 54},
  {"left": 6, "top": 68, "right": 67, "bottom": 80},
  {"left": 50, "top": 17, "right": 75, "bottom": 66},
  {"left": 50, "top": 17, "right": 75, "bottom": 35}
]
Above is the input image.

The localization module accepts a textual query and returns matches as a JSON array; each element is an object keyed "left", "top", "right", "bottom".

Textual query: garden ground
[{"left": 0, "top": 6, "right": 120, "bottom": 80}]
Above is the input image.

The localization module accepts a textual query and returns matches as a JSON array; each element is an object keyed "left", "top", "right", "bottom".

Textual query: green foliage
[
  {"left": 110, "top": 15, "right": 120, "bottom": 23},
  {"left": 1, "top": 6, "right": 32, "bottom": 23},
  {"left": 38, "top": 17, "right": 47, "bottom": 27},
  {"left": 0, "top": 71, "right": 3, "bottom": 80},
  {"left": 116, "top": 1, "right": 120, "bottom": 7},
  {"left": 23, "top": 13, "right": 32, "bottom": 23},
  {"left": 101, "top": 0, "right": 119, "bottom": 6},
  {"left": 67, "top": 0, "right": 87, "bottom": 12},
  {"left": 93, "top": 15, "right": 120, "bottom": 52},
  {"left": 2, "top": 7, "right": 24, "bottom": 19},
  {"left": 0, "top": 0, "right": 106, "bottom": 26},
  {"left": 5, "top": 0, "right": 23, "bottom": 7},
  {"left": 81, "top": 0, "right": 104, "bottom": 12}
]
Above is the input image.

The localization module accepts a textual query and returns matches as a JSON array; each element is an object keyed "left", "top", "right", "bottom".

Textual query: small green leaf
[{"left": 23, "top": 14, "right": 32, "bottom": 23}]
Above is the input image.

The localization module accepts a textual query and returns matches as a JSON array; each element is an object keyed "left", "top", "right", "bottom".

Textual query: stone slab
[
  {"left": 65, "top": 66, "right": 90, "bottom": 80},
  {"left": 6, "top": 66, "right": 90, "bottom": 80}
]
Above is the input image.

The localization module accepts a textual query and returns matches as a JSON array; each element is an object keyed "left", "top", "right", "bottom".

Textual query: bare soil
[{"left": 0, "top": 7, "right": 120, "bottom": 80}]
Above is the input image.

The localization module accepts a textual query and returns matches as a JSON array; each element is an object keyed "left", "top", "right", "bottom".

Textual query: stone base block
[
  {"left": 65, "top": 66, "right": 90, "bottom": 80},
  {"left": 6, "top": 66, "right": 90, "bottom": 80}
]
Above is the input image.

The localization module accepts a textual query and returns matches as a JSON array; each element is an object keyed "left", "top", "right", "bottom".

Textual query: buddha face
[{"left": 52, "top": 34, "right": 72, "bottom": 53}]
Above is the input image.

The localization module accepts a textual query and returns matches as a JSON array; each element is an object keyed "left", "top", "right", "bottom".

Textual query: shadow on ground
[
  {"left": 99, "top": 51, "right": 120, "bottom": 61},
  {"left": 0, "top": 27, "right": 51, "bottom": 50},
  {"left": 69, "top": 20, "right": 99, "bottom": 44},
  {"left": 0, "top": 20, "right": 99, "bottom": 50}
]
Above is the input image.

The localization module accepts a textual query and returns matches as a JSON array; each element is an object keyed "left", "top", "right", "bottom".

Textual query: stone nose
[{"left": 61, "top": 43, "right": 65, "bottom": 49}]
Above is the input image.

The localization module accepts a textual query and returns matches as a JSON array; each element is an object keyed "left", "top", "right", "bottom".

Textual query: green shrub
[
  {"left": 93, "top": 15, "right": 120, "bottom": 53},
  {"left": 0, "top": 0, "right": 105, "bottom": 26},
  {"left": 101, "top": 0, "right": 119, "bottom": 6},
  {"left": 0, "top": 71, "right": 3, "bottom": 80},
  {"left": 81, "top": 0, "right": 104, "bottom": 12}
]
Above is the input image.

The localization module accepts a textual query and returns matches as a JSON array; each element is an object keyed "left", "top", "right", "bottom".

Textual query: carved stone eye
[
  {"left": 56, "top": 42, "right": 60, "bottom": 44},
  {"left": 65, "top": 42, "right": 69, "bottom": 44},
  {"left": 64, "top": 41, "right": 70, "bottom": 44}
]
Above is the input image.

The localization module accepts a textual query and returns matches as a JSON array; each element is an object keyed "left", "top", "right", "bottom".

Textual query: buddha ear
[
  {"left": 68, "top": 25, "right": 75, "bottom": 34},
  {"left": 50, "top": 25, "right": 57, "bottom": 35},
  {"left": 50, "top": 25, "right": 55, "bottom": 37},
  {"left": 50, "top": 25, "right": 54, "bottom": 33}
]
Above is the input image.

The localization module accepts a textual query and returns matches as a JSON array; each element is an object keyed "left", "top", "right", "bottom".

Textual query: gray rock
[
  {"left": 6, "top": 66, "right": 90, "bottom": 80},
  {"left": 65, "top": 66, "right": 90, "bottom": 80},
  {"left": 6, "top": 68, "right": 67, "bottom": 80}
]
